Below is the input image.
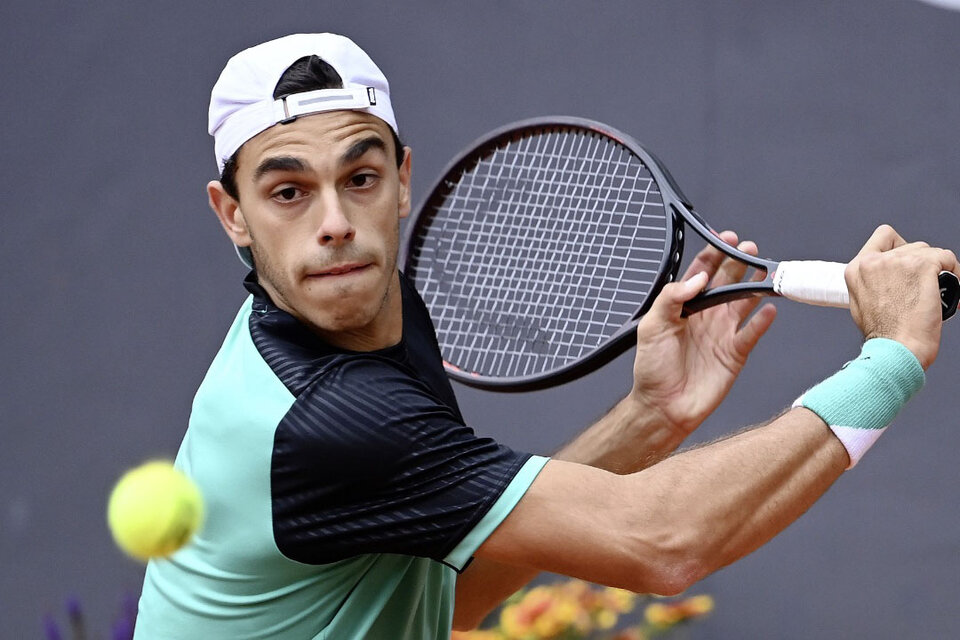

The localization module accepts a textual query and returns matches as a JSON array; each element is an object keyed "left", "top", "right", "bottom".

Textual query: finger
[
  {"left": 728, "top": 295, "right": 763, "bottom": 322},
  {"left": 884, "top": 241, "right": 931, "bottom": 254},
  {"left": 681, "top": 230, "right": 738, "bottom": 281},
  {"left": 918, "top": 246, "right": 956, "bottom": 272},
  {"left": 855, "top": 224, "right": 907, "bottom": 258},
  {"left": 939, "top": 247, "right": 960, "bottom": 278},
  {"left": 710, "top": 240, "right": 758, "bottom": 288},
  {"left": 648, "top": 271, "right": 709, "bottom": 321},
  {"left": 886, "top": 245, "right": 959, "bottom": 276},
  {"left": 733, "top": 303, "right": 777, "bottom": 357},
  {"left": 722, "top": 266, "right": 770, "bottom": 320},
  {"left": 920, "top": 247, "right": 960, "bottom": 281}
]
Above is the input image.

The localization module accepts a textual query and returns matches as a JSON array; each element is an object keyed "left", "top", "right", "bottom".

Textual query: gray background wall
[{"left": 3, "top": 1, "right": 959, "bottom": 637}]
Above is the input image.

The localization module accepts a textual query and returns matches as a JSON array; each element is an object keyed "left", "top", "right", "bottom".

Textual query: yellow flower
[
  {"left": 519, "top": 586, "right": 554, "bottom": 616},
  {"left": 532, "top": 611, "right": 566, "bottom": 638},
  {"left": 499, "top": 603, "right": 532, "bottom": 639},
  {"left": 479, "top": 581, "right": 712, "bottom": 639},
  {"left": 501, "top": 585, "right": 571, "bottom": 639},
  {"left": 644, "top": 602, "right": 680, "bottom": 628},
  {"left": 560, "top": 579, "right": 590, "bottom": 599},
  {"left": 683, "top": 594, "right": 715, "bottom": 615},
  {"left": 644, "top": 593, "right": 715, "bottom": 629},
  {"left": 602, "top": 587, "right": 637, "bottom": 613},
  {"left": 596, "top": 609, "right": 618, "bottom": 629}
]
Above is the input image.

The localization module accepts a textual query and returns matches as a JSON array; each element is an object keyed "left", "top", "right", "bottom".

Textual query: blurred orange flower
[
  {"left": 644, "top": 594, "right": 714, "bottom": 630},
  {"left": 450, "top": 579, "right": 711, "bottom": 640}
]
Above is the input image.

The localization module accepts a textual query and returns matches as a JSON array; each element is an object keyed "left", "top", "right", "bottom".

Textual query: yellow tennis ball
[{"left": 107, "top": 460, "right": 204, "bottom": 561}]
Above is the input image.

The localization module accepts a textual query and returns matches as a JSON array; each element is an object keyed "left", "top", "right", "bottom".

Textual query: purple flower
[
  {"left": 112, "top": 617, "right": 135, "bottom": 640},
  {"left": 43, "top": 614, "right": 63, "bottom": 640}
]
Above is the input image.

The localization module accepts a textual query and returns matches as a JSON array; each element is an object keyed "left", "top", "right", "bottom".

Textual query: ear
[
  {"left": 207, "top": 180, "right": 252, "bottom": 248},
  {"left": 397, "top": 146, "right": 412, "bottom": 219}
]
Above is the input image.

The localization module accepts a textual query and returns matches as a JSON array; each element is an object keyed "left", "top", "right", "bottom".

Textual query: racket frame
[{"left": 400, "top": 117, "right": 778, "bottom": 390}]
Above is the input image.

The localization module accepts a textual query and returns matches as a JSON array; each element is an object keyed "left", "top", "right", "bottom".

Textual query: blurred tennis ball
[{"left": 107, "top": 460, "right": 203, "bottom": 561}]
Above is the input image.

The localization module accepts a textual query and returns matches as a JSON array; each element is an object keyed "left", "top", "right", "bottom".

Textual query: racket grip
[
  {"left": 773, "top": 261, "right": 960, "bottom": 321},
  {"left": 772, "top": 261, "right": 849, "bottom": 307}
]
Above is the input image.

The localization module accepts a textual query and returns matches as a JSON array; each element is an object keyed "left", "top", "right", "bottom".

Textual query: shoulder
[
  {"left": 273, "top": 354, "right": 465, "bottom": 475},
  {"left": 318, "top": 354, "right": 451, "bottom": 410}
]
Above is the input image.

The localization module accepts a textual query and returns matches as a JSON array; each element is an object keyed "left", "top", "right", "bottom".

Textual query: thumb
[{"left": 649, "top": 271, "right": 709, "bottom": 321}]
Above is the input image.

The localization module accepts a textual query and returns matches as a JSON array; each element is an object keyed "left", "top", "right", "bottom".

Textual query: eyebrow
[
  {"left": 254, "top": 156, "right": 309, "bottom": 182},
  {"left": 341, "top": 136, "right": 387, "bottom": 165},
  {"left": 252, "top": 136, "right": 387, "bottom": 182}
]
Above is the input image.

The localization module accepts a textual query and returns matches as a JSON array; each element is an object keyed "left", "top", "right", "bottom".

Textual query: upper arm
[{"left": 474, "top": 459, "right": 683, "bottom": 594}]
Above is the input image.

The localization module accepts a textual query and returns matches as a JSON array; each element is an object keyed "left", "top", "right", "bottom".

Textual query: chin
[
  {"left": 294, "top": 272, "right": 395, "bottom": 339},
  {"left": 310, "top": 302, "right": 379, "bottom": 332}
]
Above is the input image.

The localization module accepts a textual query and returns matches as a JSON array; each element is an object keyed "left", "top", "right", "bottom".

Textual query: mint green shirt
[{"left": 135, "top": 292, "right": 549, "bottom": 639}]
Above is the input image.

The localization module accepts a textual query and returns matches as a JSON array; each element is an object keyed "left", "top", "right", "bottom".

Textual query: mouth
[{"left": 306, "top": 262, "right": 372, "bottom": 279}]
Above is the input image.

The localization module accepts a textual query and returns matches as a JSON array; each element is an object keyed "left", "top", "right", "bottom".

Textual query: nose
[{"left": 314, "top": 191, "right": 356, "bottom": 247}]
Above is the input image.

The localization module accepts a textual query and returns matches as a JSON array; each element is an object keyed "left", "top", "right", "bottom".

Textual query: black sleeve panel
[{"left": 271, "top": 356, "right": 530, "bottom": 565}]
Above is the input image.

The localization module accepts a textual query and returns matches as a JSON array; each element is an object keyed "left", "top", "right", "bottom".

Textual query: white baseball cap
[{"left": 207, "top": 33, "right": 400, "bottom": 268}]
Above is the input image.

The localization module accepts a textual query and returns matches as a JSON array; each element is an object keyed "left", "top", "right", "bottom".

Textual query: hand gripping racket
[{"left": 400, "top": 116, "right": 960, "bottom": 391}]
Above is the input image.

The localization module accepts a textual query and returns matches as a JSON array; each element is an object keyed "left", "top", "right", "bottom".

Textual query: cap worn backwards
[{"left": 207, "top": 33, "right": 400, "bottom": 268}]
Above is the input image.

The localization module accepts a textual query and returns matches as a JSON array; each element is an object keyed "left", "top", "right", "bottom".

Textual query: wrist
[
  {"left": 863, "top": 331, "right": 932, "bottom": 371},
  {"left": 624, "top": 389, "right": 691, "bottom": 439},
  {"left": 792, "top": 338, "right": 925, "bottom": 468},
  {"left": 554, "top": 394, "right": 686, "bottom": 473}
]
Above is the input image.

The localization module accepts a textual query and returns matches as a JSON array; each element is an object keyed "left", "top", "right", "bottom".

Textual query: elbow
[
  {"left": 620, "top": 526, "right": 713, "bottom": 596},
  {"left": 644, "top": 557, "right": 709, "bottom": 596}
]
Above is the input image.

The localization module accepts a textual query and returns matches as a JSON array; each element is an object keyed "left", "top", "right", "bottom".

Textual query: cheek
[
  {"left": 372, "top": 217, "right": 401, "bottom": 258},
  {"left": 353, "top": 198, "right": 400, "bottom": 243},
  {"left": 258, "top": 214, "right": 309, "bottom": 254}
]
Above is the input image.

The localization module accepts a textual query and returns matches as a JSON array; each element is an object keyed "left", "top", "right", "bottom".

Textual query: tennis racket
[{"left": 399, "top": 116, "right": 960, "bottom": 391}]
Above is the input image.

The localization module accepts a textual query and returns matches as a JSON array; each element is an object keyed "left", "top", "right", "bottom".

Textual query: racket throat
[{"left": 681, "top": 280, "right": 775, "bottom": 316}]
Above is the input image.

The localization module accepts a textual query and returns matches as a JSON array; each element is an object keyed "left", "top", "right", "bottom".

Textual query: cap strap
[{"left": 273, "top": 87, "right": 376, "bottom": 124}]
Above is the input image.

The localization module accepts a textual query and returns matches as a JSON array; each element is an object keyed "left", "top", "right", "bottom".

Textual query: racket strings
[{"left": 408, "top": 127, "right": 669, "bottom": 378}]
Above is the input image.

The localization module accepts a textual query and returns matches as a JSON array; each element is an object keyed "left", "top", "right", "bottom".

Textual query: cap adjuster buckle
[{"left": 277, "top": 87, "right": 377, "bottom": 125}]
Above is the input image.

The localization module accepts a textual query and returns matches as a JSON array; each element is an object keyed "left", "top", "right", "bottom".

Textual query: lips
[{"left": 308, "top": 263, "right": 370, "bottom": 278}]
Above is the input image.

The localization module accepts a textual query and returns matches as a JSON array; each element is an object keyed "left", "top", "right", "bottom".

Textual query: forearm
[{"left": 617, "top": 407, "right": 847, "bottom": 590}]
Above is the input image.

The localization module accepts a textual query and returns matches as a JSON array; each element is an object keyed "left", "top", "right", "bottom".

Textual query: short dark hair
[{"left": 219, "top": 55, "right": 405, "bottom": 200}]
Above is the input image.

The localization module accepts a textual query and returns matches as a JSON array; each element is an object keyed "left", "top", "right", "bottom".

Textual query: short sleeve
[
  {"left": 270, "top": 356, "right": 532, "bottom": 569},
  {"left": 443, "top": 454, "right": 549, "bottom": 569}
]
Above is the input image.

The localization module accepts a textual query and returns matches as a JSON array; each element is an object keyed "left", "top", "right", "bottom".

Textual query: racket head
[{"left": 401, "top": 116, "right": 686, "bottom": 390}]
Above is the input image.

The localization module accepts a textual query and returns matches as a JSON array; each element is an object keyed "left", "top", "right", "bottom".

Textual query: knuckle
[
  {"left": 858, "top": 252, "right": 884, "bottom": 271},
  {"left": 900, "top": 253, "right": 927, "bottom": 274},
  {"left": 843, "top": 261, "right": 858, "bottom": 283}
]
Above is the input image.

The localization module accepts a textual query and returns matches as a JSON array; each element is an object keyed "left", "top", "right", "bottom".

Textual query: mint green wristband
[{"left": 792, "top": 338, "right": 925, "bottom": 468}]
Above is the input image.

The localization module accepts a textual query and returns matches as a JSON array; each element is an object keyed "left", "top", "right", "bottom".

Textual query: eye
[
  {"left": 271, "top": 186, "right": 305, "bottom": 203},
  {"left": 347, "top": 173, "right": 378, "bottom": 189}
]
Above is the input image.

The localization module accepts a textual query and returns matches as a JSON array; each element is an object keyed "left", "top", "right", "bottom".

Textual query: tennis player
[{"left": 134, "top": 33, "right": 959, "bottom": 639}]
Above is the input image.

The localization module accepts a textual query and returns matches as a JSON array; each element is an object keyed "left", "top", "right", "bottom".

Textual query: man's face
[{"left": 211, "top": 110, "right": 412, "bottom": 350}]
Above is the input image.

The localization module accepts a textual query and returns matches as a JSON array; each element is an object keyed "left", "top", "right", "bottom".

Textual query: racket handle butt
[{"left": 939, "top": 271, "right": 959, "bottom": 321}]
